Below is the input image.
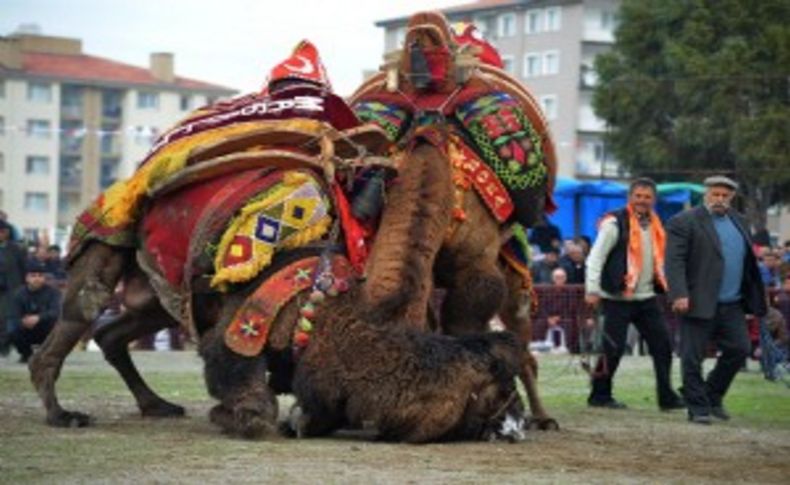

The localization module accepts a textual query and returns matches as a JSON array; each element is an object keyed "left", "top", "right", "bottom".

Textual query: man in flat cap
[{"left": 665, "top": 175, "right": 766, "bottom": 424}]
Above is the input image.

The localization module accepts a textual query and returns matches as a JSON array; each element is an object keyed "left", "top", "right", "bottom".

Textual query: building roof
[
  {"left": 375, "top": 0, "right": 524, "bottom": 27},
  {"left": 2, "top": 51, "right": 235, "bottom": 93}
]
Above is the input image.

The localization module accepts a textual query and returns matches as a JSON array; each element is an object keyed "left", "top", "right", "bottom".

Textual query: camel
[
  {"left": 289, "top": 286, "right": 528, "bottom": 443},
  {"left": 349, "top": 11, "right": 558, "bottom": 430},
  {"left": 28, "top": 78, "right": 399, "bottom": 438}
]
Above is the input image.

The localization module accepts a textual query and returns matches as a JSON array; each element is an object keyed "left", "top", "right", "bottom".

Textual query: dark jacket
[
  {"left": 665, "top": 206, "right": 766, "bottom": 319},
  {"left": 7, "top": 284, "right": 61, "bottom": 334}
]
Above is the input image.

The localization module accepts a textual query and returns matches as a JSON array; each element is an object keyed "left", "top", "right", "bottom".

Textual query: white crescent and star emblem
[{"left": 283, "top": 55, "right": 315, "bottom": 75}]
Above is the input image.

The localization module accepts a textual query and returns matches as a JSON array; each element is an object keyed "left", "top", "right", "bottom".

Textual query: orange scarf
[{"left": 624, "top": 204, "right": 667, "bottom": 296}]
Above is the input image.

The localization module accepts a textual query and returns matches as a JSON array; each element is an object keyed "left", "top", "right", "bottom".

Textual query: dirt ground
[{"left": 1, "top": 351, "right": 788, "bottom": 484}]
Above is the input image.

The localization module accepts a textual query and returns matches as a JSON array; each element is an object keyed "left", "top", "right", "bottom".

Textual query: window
[
  {"left": 102, "top": 89, "right": 123, "bottom": 118},
  {"left": 58, "top": 192, "right": 82, "bottom": 214},
  {"left": 61, "top": 85, "right": 83, "bottom": 118},
  {"left": 498, "top": 13, "right": 516, "bottom": 38},
  {"left": 525, "top": 9, "right": 542, "bottom": 34},
  {"left": 137, "top": 91, "right": 159, "bottom": 109},
  {"left": 180, "top": 94, "right": 192, "bottom": 111},
  {"left": 501, "top": 56, "right": 515, "bottom": 75},
  {"left": 473, "top": 15, "right": 497, "bottom": 39},
  {"left": 26, "top": 156, "right": 50, "bottom": 175},
  {"left": 24, "top": 192, "right": 50, "bottom": 212},
  {"left": 539, "top": 95, "right": 558, "bottom": 120},
  {"left": 524, "top": 53, "right": 542, "bottom": 78},
  {"left": 543, "top": 51, "right": 560, "bottom": 75},
  {"left": 100, "top": 158, "right": 120, "bottom": 189},
  {"left": 27, "top": 81, "right": 52, "bottom": 103},
  {"left": 60, "top": 156, "right": 82, "bottom": 188},
  {"left": 545, "top": 7, "right": 562, "bottom": 31},
  {"left": 27, "top": 119, "right": 51, "bottom": 139},
  {"left": 394, "top": 27, "right": 406, "bottom": 48}
]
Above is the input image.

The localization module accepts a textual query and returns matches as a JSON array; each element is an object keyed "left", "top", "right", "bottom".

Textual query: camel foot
[
  {"left": 525, "top": 416, "right": 560, "bottom": 431},
  {"left": 141, "top": 400, "right": 186, "bottom": 418},
  {"left": 47, "top": 410, "right": 93, "bottom": 428},
  {"left": 209, "top": 403, "right": 277, "bottom": 439}
]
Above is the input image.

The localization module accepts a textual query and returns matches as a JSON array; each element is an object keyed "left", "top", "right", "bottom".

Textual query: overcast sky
[{"left": 2, "top": 0, "right": 463, "bottom": 95}]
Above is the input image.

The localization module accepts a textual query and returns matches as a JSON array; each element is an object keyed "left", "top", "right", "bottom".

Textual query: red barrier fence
[{"left": 532, "top": 285, "right": 789, "bottom": 354}]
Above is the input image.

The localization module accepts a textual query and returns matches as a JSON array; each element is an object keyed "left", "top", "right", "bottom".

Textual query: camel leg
[
  {"left": 92, "top": 307, "right": 185, "bottom": 417},
  {"left": 200, "top": 326, "right": 278, "bottom": 439},
  {"left": 29, "top": 243, "right": 129, "bottom": 427},
  {"left": 440, "top": 261, "right": 506, "bottom": 336},
  {"left": 499, "top": 267, "right": 558, "bottom": 431}
]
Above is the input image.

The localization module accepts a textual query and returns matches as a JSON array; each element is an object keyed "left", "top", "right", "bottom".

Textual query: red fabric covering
[
  {"left": 141, "top": 173, "right": 242, "bottom": 286},
  {"left": 332, "top": 183, "right": 369, "bottom": 275},
  {"left": 452, "top": 23, "right": 504, "bottom": 69}
]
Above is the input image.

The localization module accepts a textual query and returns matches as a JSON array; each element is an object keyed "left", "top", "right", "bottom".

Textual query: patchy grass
[{"left": 0, "top": 350, "right": 788, "bottom": 484}]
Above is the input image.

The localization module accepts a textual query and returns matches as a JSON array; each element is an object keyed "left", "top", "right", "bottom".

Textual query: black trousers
[
  {"left": 589, "top": 297, "right": 677, "bottom": 406},
  {"left": 679, "top": 302, "right": 750, "bottom": 415},
  {"left": 10, "top": 321, "right": 53, "bottom": 359}
]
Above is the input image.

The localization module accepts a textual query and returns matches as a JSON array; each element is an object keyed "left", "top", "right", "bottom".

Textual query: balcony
[
  {"left": 60, "top": 104, "right": 84, "bottom": 120},
  {"left": 59, "top": 134, "right": 83, "bottom": 155}
]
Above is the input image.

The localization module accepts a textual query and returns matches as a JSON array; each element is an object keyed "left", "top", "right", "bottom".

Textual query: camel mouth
[{"left": 494, "top": 411, "right": 527, "bottom": 443}]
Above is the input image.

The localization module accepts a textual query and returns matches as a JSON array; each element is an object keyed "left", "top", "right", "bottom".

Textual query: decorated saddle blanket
[
  {"left": 225, "top": 253, "right": 354, "bottom": 357},
  {"left": 68, "top": 85, "right": 357, "bottom": 264},
  {"left": 140, "top": 167, "right": 332, "bottom": 290},
  {"left": 353, "top": 89, "right": 549, "bottom": 227}
]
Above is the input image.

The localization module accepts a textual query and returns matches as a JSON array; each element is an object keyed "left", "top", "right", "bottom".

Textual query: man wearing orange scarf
[{"left": 585, "top": 178, "right": 684, "bottom": 410}]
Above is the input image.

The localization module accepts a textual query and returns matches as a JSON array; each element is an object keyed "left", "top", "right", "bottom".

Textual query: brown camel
[
  {"left": 289, "top": 286, "right": 528, "bottom": 443},
  {"left": 28, "top": 79, "right": 402, "bottom": 437},
  {"left": 349, "top": 11, "right": 558, "bottom": 429}
]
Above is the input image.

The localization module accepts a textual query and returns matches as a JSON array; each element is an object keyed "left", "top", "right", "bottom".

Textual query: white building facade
[{"left": 0, "top": 33, "right": 235, "bottom": 245}]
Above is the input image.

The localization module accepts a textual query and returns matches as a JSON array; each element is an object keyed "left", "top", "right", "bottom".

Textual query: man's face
[
  {"left": 0, "top": 228, "right": 9, "bottom": 242},
  {"left": 26, "top": 272, "right": 46, "bottom": 291},
  {"left": 764, "top": 253, "right": 780, "bottom": 269},
  {"left": 551, "top": 268, "right": 567, "bottom": 286},
  {"left": 628, "top": 186, "right": 656, "bottom": 215},
  {"left": 704, "top": 186, "right": 735, "bottom": 216}
]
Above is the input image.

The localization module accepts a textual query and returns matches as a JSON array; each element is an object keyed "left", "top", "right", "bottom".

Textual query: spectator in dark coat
[
  {"left": 530, "top": 248, "right": 560, "bottom": 284},
  {"left": 559, "top": 243, "right": 586, "bottom": 284},
  {"left": 529, "top": 215, "right": 562, "bottom": 254},
  {"left": 666, "top": 175, "right": 767, "bottom": 425},
  {"left": 0, "top": 219, "right": 28, "bottom": 356},
  {"left": 7, "top": 260, "right": 61, "bottom": 363}
]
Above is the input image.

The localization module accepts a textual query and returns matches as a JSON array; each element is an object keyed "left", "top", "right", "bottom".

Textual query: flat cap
[{"left": 703, "top": 175, "right": 738, "bottom": 191}]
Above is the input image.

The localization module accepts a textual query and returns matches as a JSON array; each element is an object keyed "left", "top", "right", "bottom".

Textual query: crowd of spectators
[{"left": 527, "top": 213, "right": 790, "bottom": 370}]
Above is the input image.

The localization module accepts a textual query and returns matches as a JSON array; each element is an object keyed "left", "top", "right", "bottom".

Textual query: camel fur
[{"left": 289, "top": 287, "right": 527, "bottom": 443}]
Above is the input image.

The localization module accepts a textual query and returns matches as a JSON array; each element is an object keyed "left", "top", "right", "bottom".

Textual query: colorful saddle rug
[
  {"left": 225, "top": 253, "right": 354, "bottom": 356},
  {"left": 352, "top": 89, "right": 549, "bottom": 227},
  {"left": 139, "top": 167, "right": 331, "bottom": 291},
  {"left": 67, "top": 85, "right": 366, "bottom": 264}
]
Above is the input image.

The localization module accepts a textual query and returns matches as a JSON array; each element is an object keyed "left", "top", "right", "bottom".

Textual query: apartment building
[
  {"left": 375, "top": 0, "right": 621, "bottom": 179},
  {"left": 0, "top": 33, "right": 236, "bottom": 244}
]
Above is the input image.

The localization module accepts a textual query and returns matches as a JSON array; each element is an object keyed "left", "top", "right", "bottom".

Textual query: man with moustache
[
  {"left": 666, "top": 175, "right": 766, "bottom": 424},
  {"left": 585, "top": 178, "right": 684, "bottom": 410}
]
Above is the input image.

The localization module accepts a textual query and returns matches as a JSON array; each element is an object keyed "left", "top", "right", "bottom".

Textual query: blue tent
[{"left": 546, "top": 178, "right": 703, "bottom": 240}]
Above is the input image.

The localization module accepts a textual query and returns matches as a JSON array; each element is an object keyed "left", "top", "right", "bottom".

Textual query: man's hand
[
  {"left": 585, "top": 293, "right": 601, "bottom": 308},
  {"left": 22, "top": 314, "right": 40, "bottom": 329},
  {"left": 672, "top": 298, "right": 690, "bottom": 314}
]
